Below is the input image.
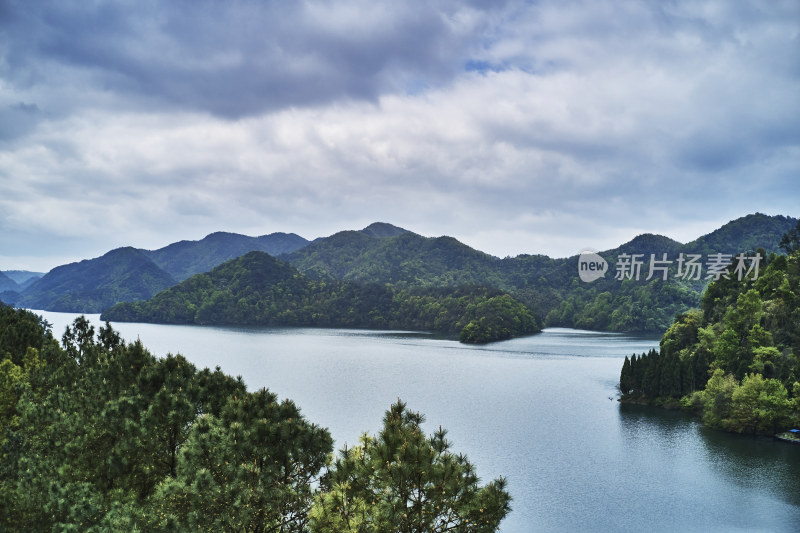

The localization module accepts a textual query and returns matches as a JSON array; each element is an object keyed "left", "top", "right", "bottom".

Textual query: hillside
[
  {"left": 143, "top": 231, "right": 309, "bottom": 281},
  {"left": 619, "top": 248, "right": 800, "bottom": 435},
  {"left": 358, "top": 221, "right": 409, "bottom": 238},
  {"left": 102, "top": 251, "right": 540, "bottom": 343},
  {"left": 537, "top": 214, "right": 798, "bottom": 332},
  {"left": 684, "top": 213, "right": 795, "bottom": 256},
  {"left": 15, "top": 247, "right": 176, "bottom": 313},
  {"left": 286, "top": 230, "right": 503, "bottom": 287}
]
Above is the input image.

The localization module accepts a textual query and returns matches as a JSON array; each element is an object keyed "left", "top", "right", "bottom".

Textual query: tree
[
  {"left": 147, "top": 389, "right": 333, "bottom": 532},
  {"left": 309, "top": 401, "right": 511, "bottom": 533},
  {"left": 619, "top": 356, "right": 633, "bottom": 396},
  {"left": 779, "top": 220, "right": 800, "bottom": 254},
  {"left": 0, "top": 357, "right": 24, "bottom": 443},
  {"left": 700, "top": 369, "right": 738, "bottom": 429},
  {"left": 730, "top": 373, "right": 790, "bottom": 434}
]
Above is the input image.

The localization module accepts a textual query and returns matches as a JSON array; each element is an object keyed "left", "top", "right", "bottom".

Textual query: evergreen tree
[
  {"left": 619, "top": 356, "right": 633, "bottom": 396},
  {"left": 309, "top": 401, "right": 511, "bottom": 532}
]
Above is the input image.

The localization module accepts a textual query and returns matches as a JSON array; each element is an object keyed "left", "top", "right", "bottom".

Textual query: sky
[{"left": 1, "top": 0, "right": 799, "bottom": 272}]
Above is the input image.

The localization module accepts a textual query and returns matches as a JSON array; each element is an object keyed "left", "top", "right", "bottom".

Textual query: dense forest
[
  {"left": 101, "top": 251, "right": 540, "bottom": 344},
  {"left": 0, "top": 306, "right": 511, "bottom": 531},
  {"left": 619, "top": 225, "right": 800, "bottom": 435}
]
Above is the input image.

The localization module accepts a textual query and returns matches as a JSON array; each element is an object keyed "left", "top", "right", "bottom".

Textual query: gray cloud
[
  {"left": 0, "top": 0, "right": 798, "bottom": 270},
  {"left": 1, "top": 0, "right": 493, "bottom": 119}
]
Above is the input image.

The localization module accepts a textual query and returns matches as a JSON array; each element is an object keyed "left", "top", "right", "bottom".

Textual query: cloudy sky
[{"left": 1, "top": 0, "right": 798, "bottom": 272}]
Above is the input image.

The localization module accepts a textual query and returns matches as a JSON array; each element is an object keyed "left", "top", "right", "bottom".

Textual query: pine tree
[
  {"left": 619, "top": 355, "right": 633, "bottom": 396},
  {"left": 309, "top": 400, "right": 511, "bottom": 533}
]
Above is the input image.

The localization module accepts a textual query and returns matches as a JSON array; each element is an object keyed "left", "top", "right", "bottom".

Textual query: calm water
[{"left": 35, "top": 311, "right": 800, "bottom": 532}]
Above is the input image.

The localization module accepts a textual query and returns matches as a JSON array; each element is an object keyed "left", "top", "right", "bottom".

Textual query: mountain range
[{"left": 3, "top": 213, "right": 797, "bottom": 334}]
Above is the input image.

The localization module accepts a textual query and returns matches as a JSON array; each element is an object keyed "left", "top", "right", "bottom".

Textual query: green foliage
[
  {"left": 145, "top": 390, "right": 333, "bottom": 532},
  {"left": 779, "top": 219, "right": 800, "bottom": 254},
  {"left": 309, "top": 401, "right": 511, "bottom": 532},
  {"left": 459, "top": 294, "right": 538, "bottom": 343},
  {"left": 693, "top": 369, "right": 791, "bottom": 435},
  {"left": 620, "top": 250, "right": 800, "bottom": 435},
  {"left": 0, "top": 304, "right": 52, "bottom": 366},
  {"left": 0, "top": 357, "right": 24, "bottom": 442}
]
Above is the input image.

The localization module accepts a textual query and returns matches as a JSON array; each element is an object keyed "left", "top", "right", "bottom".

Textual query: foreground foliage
[
  {"left": 310, "top": 402, "right": 511, "bottom": 532},
  {"left": 619, "top": 249, "right": 800, "bottom": 435},
  {"left": 0, "top": 306, "right": 511, "bottom": 531}
]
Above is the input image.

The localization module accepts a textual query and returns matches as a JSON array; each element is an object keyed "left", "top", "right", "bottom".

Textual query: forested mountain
[
  {"left": 684, "top": 213, "right": 796, "bottom": 256},
  {"left": 0, "top": 307, "right": 510, "bottom": 530},
  {"left": 285, "top": 230, "right": 503, "bottom": 287},
  {"left": 102, "top": 251, "right": 540, "bottom": 343},
  {"left": 5, "top": 232, "right": 309, "bottom": 314},
  {"left": 284, "top": 214, "right": 796, "bottom": 333},
  {"left": 619, "top": 246, "right": 800, "bottom": 435},
  {"left": 537, "top": 214, "right": 797, "bottom": 332},
  {"left": 142, "top": 230, "right": 309, "bottom": 282},
  {"left": 14, "top": 248, "right": 176, "bottom": 313},
  {"left": 358, "top": 221, "right": 409, "bottom": 238}
]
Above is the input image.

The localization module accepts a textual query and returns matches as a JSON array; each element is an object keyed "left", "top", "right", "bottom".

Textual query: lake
[{"left": 34, "top": 311, "right": 800, "bottom": 532}]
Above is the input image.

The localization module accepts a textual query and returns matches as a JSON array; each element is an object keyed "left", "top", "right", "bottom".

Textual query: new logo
[{"left": 578, "top": 251, "right": 608, "bottom": 282}]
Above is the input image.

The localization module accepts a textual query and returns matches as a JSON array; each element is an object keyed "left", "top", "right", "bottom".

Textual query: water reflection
[{"left": 619, "top": 402, "right": 800, "bottom": 509}]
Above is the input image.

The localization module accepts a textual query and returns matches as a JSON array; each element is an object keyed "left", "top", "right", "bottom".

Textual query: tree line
[{"left": 619, "top": 245, "right": 800, "bottom": 435}]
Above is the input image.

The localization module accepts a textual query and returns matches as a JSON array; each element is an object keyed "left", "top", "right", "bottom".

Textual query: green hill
[
  {"left": 15, "top": 247, "right": 176, "bottom": 313},
  {"left": 684, "top": 213, "right": 795, "bottom": 256},
  {"left": 358, "top": 221, "right": 409, "bottom": 238},
  {"left": 143, "top": 231, "right": 309, "bottom": 281},
  {"left": 537, "top": 214, "right": 797, "bottom": 332},
  {"left": 285, "top": 224, "right": 504, "bottom": 288},
  {"left": 102, "top": 251, "right": 539, "bottom": 343}
]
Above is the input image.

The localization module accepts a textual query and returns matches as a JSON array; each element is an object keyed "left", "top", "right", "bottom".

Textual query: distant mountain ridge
[
  {"left": 0, "top": 272, "right": 17, "bottom": 293},
  {"left": 4, "top": 214, "right": 797, "bottom": 334},
  {"left": 142, "top": 231, "right": 309, "bottom": 281},
  {"left": 14, "top": 247, "right": 176, "bottom": 313},
  {"left": 684, "top": 213, "right": 796, "bottom": 255},
  {"left": 5, "top": 230, "right": 312, "bottom": 313},
  {"left": 2, "top": 270, "right": 44, "bottom": 290}
]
